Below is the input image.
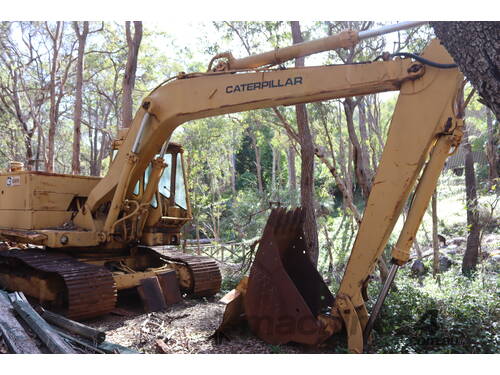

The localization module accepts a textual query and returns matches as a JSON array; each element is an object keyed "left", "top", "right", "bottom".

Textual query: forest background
[{"left": 0, "top": 18, "right": 498, "bottom": 353}]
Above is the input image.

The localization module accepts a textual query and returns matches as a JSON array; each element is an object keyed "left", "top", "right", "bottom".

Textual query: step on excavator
[{"left": 0, "top": 22, "right": 464, "bottom": 352}]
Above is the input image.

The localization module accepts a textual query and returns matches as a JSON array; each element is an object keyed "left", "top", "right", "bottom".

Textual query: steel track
[{"left": 0, "top": 249, "right": 117, "bottom": 320}]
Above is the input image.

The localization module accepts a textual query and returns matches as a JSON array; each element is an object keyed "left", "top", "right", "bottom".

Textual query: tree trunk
[
  {"left": 35, "top": 122, "right": 42, "bottom": 171},
  {"left": 46, "top": 21, "right": 63, "bottom": 173},
  {"left": 430, "top": 22, "right": 500, "bottom": 122},
  {"left": 287, "top": 146, "right": 298, "bottom": 207},
  {"left": 315, "top": 145, "right": 362, "bottom": 223},
  {"left": 366, "top": 94, "right": 384, "bottom": 167},
  {"left": 0, "top": 74, "right": 35, "bottom": 170},
  {"left": 344, "top": 97, "right": 372, "bottom": 200},
  {"left": 249, "top": 126, "right": 264, "bottom": 195},
  {"left": 271, "top": 146, "right": 277, "bottom": 198},
  {"left": 377, "top": 258, "right": 389, "bottom": 284},
  {"left": 413, "top": 239, "right": 423, "bottom": 260},
  {"left": 462, "top": 126, "right": 481, "bottom": 275},
  {"left": 357, "top": 98, "right": 374, "bottom": 187},
  {"left": 230, "top": 150, "right": 237, "bottom": 194},
  {"left": 195, "top": 220, "right": 201, "bottom": 256},
  {"left": 485, "top": 108, "right": 499, "bottom": 184},
  {"left": 121, "top": 21, "right": 143, "bottom": 128},
  {"left": 72, "top": 21, "right": 89, "bottom": 175},
  {"left": 291, "top": 21, "right": 319, "bottom": 266}
]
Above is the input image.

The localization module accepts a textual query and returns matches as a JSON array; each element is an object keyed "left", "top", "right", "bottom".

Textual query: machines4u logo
[{"left": 226, "top": 76, "right": 303, "bottom": 94}]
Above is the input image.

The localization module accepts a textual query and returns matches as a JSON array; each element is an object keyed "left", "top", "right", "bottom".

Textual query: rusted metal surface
[
  {"left": 213, "top": 277, "right": 248, "bottom": 342},
  {"left": 244, "top": 208, "right": 335, "bottom": 345},
  {"left": 138, "top": 277, "right": 168, "bottom": 312},
  {"left": 143, "top": 246, "right": 221, "bottom": 297},
  {"left": 157, "top": 270, "right": 182, "bottom": 305},
  {"left": 0, "top": 249, "right": 117, "bottom": 320}
]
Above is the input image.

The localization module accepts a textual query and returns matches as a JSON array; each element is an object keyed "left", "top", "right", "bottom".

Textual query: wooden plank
[
  {"left": 50, "top": 326, "right": 106, "bottom": 354},
  {"left": 50, "top": 324, "right": 139, "bottom": 354},
  {"left": 9, "top": 292, "right": 76, "bottom": 354},
  {"left": 0, "top": 290, "right": 41, "bottom": 354},
  {"left": 39, "top": 308, "right": 106, "bottom": 344}
]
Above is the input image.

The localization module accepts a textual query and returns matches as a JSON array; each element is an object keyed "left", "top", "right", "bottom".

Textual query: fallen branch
[{"left": 156, "top": 339, "right": 169, "bottom": 353}]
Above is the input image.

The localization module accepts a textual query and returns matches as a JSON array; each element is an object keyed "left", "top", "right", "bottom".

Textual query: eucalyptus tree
[
  {"left": 44, "top": 21, "right": 76, "bottom": 173},
  {"left": 431, "top": 22, "right": 499, "bottom": 122},
  {"left": 290, "top": 21, "right": 320, "bottom": 266},
  {"left": 121, "top": 21, "right": 142, "bottom": 129},
  {"left": 0, "top": 22, "right": 58, "bottom": 170}
]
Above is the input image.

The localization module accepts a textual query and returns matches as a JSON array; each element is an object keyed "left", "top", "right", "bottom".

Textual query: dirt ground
[
  {"left": 0, "top": 261, "right": 329, "bottom": 354},
  {"left": 83, "top": 261, "right": 329, "bottom": 354},
  {"left": 85, "top": 297, "right": 295, "bottom": 354}
]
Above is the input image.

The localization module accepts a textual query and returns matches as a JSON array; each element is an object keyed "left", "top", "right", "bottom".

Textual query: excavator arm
[
  {"left": 333, "top": 42, "right": 463, "bottom": 351},
  {"left": 74, "top": 48, "right": 428, "bottom": 243},
  {"left": 83, "top": 36, "right": 462, "bottom": 353}
]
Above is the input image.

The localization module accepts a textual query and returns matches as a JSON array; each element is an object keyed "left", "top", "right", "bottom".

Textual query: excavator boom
[{"left": 75, "top": 56, "right": 424, "bottom": 244}]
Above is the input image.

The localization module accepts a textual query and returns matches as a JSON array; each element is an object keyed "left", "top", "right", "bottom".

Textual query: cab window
[
  {"left": 174, "top": 155, "right": 187, "bottom": 209},
  {"left": 159, "top": 154, "right": 172, "bottom": 198}
]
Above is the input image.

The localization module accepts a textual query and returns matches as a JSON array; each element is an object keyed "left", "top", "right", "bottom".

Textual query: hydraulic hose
[{"left": 378, "top": 52, "right": 458, "bottom": 69}]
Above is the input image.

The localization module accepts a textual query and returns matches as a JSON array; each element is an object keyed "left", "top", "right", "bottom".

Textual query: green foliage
[
  {"left": 227, "top": 189, "right": 268, "bottom": 240},
  {"left": 368, "top": 267, "right": 499, "bottom": 353},
  {"left": 220, "top": 273, "right": 242, "bottom": 295},
  {"left": 235, "top": 134, "right": 257, "bottom": 190}
]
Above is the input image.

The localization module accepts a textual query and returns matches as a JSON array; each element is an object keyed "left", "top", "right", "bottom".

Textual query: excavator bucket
[
  {"left": 216, "top": 208, "right": 335, "bottom": 345},
  {"left": 212, "top": 277, "right": 248, "bottom": 342}
]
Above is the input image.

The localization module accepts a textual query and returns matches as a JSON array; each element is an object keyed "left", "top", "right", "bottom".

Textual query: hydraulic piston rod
[
  {"left": 363, "top": 263, "right": 399, "bottom": 346},
  {"left": 215, "top": 21, "right": 427, "bottom": 71},
  {"left": 358, "top": 21, "right": 427, "bottom": 40}
]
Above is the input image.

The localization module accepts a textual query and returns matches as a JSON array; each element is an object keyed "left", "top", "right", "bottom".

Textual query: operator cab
[
  {"left": 141, "top": 142, "right": 192, "bottom": 246},
  {"left": 111, "top": 131, "right": 191, "bottom": 246}
]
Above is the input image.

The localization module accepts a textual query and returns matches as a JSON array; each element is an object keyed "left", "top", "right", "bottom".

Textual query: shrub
[{"left": 367, "top": 266, "right": 499, "bottom": 353}]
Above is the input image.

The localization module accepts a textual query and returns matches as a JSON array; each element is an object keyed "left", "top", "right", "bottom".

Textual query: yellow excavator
[{"left": 0, "top": 22, "right": 464, "bottom": 353}]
